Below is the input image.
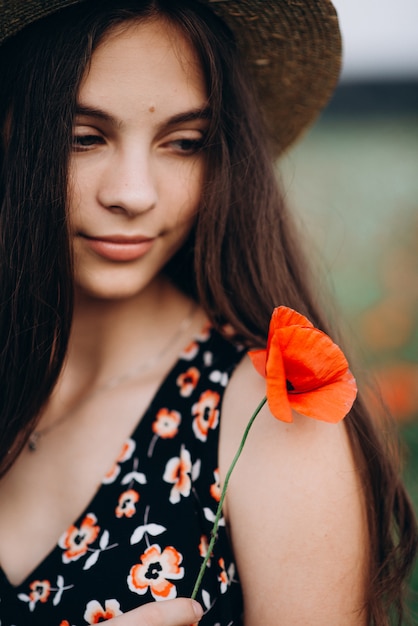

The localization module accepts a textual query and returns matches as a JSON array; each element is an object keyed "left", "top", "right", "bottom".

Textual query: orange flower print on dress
[
  {"left": 59, "top": 513, "right": 100, "bottom": 564},
  {"left": 180, "top": 340, "right": 199, "bottom": 361},
  {"left": 209, "top": 468, "right": 221, "bottom": 502},
  {"left": 163, "top": 445, "right": 192, "bottom": 504},
  {"left": 217, "top": 558, "right": 235, "bottom": 594},
  {"left": 192, "top": 390, "right": 220, "bottom": 442},
  {"left": 176, "top": 366, "right": 200, "bottom": 397},
  {"left": 128, "top": 544, "right": 184, "bottom": 601},
  {"left": 195, "top": 321, "right": 212, "bottom": 342},
  {"left": 17, "top": 579, "right": 51, "bottom": 612},
  {"left": 249, "top": 306, "right": 357, "bottom": 423},
  {"left": 199, "top": 534, "right": 212, "bottom": 566},
  {"left": 28, "top": 579, "right": 50, "bottom": 605},
  {"left": 115, "top": 489, "right": 140, "bottom": 518},
  {"left": 148, "top": 409, "right": 182, "bottom": 458},
  {"left": 152, "top": 408, "right": 181, "bottom": 439},
  {"left": 103, "top": 437, "right": 136, "bottom": 484},
  {"left": 19, "top": 576, "right": 74, "bottom": 611},
  {"left": 84, "top": 599, "right": 122, "bottom": 623}
]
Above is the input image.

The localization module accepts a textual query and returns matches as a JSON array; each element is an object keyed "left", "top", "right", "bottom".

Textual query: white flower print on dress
[
  {"left": 115, "top": 489, "right": 140, "bottom": 518},
  {"left": 163, "top": 445, "right": 192, "bottom": 504},
  {"left": 18, "top": 576, "right": 74, "bottom": 612},
  {"left": 130, "top": 504, "right": 167, "bottom": 546},
  {"left": 198, "top": 534, "right": 212, "bottom": 567},
  {"left": 204, "top": 507, "right": 225, "bottom": 527},
  {"left": 103, "top": 438, "right": 136, "bottom": 484},
  {"left": 152, "top": 409, "right": 181, "bottom": 438},
  {"left": 201, "top": 589, "right": 216, "bottom": 613},
  {"left": 209, "top": 370, "right": 229, "bottom": 387},
  {"left": 179, "top": 340, "right": 199, "bottom": 361},
  {"left": 120, "top": 455, "right": 147, "bottom": 487},
  {"left": 59, "top": 514, "right": 100, "bottom": 564},
  {"left": 128, "top": 544, "right": 184, "bottom": 601},
  {"left": 84, "top": 599, "right": 122, "bottom": 623},
  {"left": 148, "top": 408, "right": 181, "bottom": 457},
  {"left": 176, "top": 367, "right": 200, "bottom": 397},
  {"left": 192, "top": 390, "right": 220, "bottom": 442},
  {"left": 203, "top": 351, "right": 213, "bottom": 367},
  {"left": 217, "top": 558, "right": 236, "bottom": 594},
  {"left": 195, "top": 323, "right": 212, "bottom": 342},
  {"left": 18, "top": 579, "right": 51, "bottom": 612},
  {"left": 58, "top": 514, "right": 117, "bottom": 570},
  {"left": 209, "top": 468, "right": 221, "bottom": 502},
  {"left": 83, "top": 529, "right": 118, "bottom": 571}
]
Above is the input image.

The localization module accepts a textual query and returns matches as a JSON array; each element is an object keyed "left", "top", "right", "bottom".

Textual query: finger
[{"left": 111, "top": 598, "right": 204, "bottom": 626}]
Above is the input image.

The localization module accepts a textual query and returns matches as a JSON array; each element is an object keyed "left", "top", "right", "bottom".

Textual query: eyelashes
[
  {"left": 72, "top": 134, "right": 104, "bottom": 152},
  {"left": 167, "top": 137, "right": 205, "bottom": 154},
  {"left": 71, "top": 134, "right": 206, "bottom": 155}
]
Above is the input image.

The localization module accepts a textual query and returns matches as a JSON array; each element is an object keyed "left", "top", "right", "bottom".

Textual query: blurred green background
[{"left": 281, "top": 80, "right": 418, "bottom": 621}]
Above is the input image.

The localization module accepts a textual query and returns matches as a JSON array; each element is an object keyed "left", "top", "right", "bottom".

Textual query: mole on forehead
[{"left": 149, "top": 105, "right": 156, "bottom": 112}]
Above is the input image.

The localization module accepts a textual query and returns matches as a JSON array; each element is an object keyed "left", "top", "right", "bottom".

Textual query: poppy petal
[
  {"left": 265, "top": 338, "right": 293, "bottom": 422},
  {"left": 248, "top": 349, "right": 267, "bottom": 377},
  {"left": 277, "top": 326, "right": 349, "bottom": 391},
  {"left": 270, "top": 306, "right": 314, "bottom": 331},
  {"left": 289, "top": 370, "right": 358, "bottom": 423}
]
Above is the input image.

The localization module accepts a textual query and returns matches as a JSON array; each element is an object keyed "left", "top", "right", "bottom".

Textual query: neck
[
  {"left": 27, "top": 277, "right": 204, "bottom": 451},
  {"left": 62, "top": 277, "right": 199, "bottom": 397}
]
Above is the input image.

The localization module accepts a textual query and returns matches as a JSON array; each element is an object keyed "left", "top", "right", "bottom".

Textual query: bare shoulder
[{"left": 219, "top": 355, "right": 368, "bottom": 625}]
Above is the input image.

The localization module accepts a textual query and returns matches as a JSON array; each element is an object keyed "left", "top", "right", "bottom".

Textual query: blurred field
[{"left": 280, "top": 91, "right": 418, "bottom": 619}]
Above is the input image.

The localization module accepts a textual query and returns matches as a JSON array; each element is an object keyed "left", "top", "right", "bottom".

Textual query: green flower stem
[{"left": 191, "top": 396, "right": 267, "bottom": 600}]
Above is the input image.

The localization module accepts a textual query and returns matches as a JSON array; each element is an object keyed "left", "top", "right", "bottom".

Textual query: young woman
[{"left": 0, "top": 1, "right": 416, "bottom": 625}]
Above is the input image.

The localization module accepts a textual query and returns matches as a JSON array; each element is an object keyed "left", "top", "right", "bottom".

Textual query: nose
[{"left": 98, "top": 145, "right": 158, "bottom": 217}]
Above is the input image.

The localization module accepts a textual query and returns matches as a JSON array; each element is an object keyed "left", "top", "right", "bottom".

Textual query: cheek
[
  {"left": 67, "top": 184, "right": 80, "bottom": 220},
  {"left": 170, "top": 159, "right": 204, "bottom": 222},
  {"left": 67, "top": 161, "right": 91, "bottom": 223}
]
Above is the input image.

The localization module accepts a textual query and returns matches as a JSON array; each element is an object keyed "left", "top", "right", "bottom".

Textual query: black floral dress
[{"left": 0, "top": 326, "right": 245, "bottom": 625}]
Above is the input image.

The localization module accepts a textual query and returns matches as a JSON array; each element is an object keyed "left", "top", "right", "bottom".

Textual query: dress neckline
[{"left": 0, "top": 323, "right": 216, "bottom": 590}]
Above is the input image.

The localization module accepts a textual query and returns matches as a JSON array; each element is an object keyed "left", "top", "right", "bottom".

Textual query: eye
[
  {"left": 72, "top": 133, "right": 105, "bottom": 152},
  {"left": 167, "top": 136, "right": 205, "bottom": 155}
]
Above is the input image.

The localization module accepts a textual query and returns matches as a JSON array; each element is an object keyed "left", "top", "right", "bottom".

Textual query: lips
[{"left": 80, "top": 234, "right": 155, "bottom": 262}]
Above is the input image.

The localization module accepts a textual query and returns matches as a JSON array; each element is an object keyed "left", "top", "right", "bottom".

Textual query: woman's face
[{"left": 69, "top": 17, "right": 208, "bottom": 301}]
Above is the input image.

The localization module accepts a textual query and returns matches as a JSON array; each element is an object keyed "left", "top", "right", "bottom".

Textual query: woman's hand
[{"left": 106, "top": 598, "right": 203, "bottom": 625}]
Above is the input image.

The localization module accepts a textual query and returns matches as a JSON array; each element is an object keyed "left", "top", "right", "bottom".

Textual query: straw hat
[{"left": 0, "top": 0, "right": 342, "bottom": 153}]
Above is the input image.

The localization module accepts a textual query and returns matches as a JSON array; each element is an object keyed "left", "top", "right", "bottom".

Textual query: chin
[
  {"left": 82, "top": 289, "right": 142, "bottom": 302},
  {"left": 73, "top": 256, "right": 162, "bottom": 299},
  {"left": 74, "top": 274, "right": 155, "bottom": 303}
]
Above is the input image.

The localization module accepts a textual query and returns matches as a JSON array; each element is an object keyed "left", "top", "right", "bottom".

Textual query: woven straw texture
[{"left": 0, "top": 0, "right": 341, "bottom": 152}]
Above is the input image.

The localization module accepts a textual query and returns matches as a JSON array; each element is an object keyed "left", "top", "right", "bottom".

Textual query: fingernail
[{"left": 191, "top": 600, "right": 204, "bottom": 621}]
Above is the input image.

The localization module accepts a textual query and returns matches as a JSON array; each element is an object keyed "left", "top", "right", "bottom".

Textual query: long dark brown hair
[{"left": 0, "top": 1, "right": 416, "bottom": 623}]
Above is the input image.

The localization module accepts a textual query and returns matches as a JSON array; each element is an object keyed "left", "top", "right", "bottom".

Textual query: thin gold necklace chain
[{"left": 28, "top": 304, "right": 198, "bottom": 452}]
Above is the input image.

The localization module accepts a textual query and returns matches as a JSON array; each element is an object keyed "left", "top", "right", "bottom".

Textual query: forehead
[{"left": 78, "top": 18, "right": 207, "bottom": 111}]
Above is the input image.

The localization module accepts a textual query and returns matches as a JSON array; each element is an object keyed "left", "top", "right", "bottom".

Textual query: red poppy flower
[{"left": 249, "top": 307, "right": 357, "bottom": 423}]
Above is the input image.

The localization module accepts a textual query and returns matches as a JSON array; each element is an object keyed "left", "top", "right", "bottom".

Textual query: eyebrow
[
  {"left": 74, "top": 104, "right": 211, "bottom": 128},
  {"left": 75, "top": 105, "right": 115, "bottom": 124}
]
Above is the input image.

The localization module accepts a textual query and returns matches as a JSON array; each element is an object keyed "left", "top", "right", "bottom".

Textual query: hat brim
[
  {"left": 202, "top": 0, "right": 342, "bottom": 153},
  {"left": 0, "top": 0, "right": 341, "bottom": 154}
]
